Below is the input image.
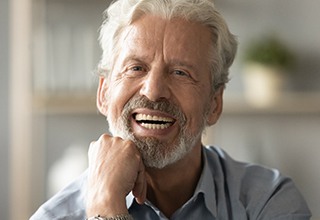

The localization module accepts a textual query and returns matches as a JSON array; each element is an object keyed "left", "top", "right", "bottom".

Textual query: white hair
[{"left": 98, "top": 0, "right": 238, "bottom": 90}]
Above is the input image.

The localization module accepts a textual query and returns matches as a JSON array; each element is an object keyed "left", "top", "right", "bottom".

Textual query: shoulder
[
  {"left": 203, "top": 146, "right": 311, "bottom": 219},
  {"left": 30, "top": 170, "right": 88, "bottom": 220},
  {"left": 203, "top": 146, "right": 285, "bottom": 199}
]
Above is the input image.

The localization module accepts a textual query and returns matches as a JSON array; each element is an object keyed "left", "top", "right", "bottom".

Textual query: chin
[{"left": 133, "top": 134, "right": 197, "bottom": 169}]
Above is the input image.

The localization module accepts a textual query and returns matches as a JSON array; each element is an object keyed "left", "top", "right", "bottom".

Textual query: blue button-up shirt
[{"left": 30, "top": 146, "right": 311, "bottom": 220}]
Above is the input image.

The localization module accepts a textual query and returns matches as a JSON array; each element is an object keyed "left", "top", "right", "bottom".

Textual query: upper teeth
[
  {"left": 135, "top": 114, "right": 174, "bottom": 130},
  {"left": 135, "top": 114, "right": 174, "bottom": 123}
]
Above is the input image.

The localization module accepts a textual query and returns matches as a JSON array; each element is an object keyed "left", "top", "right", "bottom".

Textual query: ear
[
  {"left": 96, "top": 76, "right": 108, "bottom": 116},
  {"left": 206, "top": 87, "right": 224, "bottom": 126}
]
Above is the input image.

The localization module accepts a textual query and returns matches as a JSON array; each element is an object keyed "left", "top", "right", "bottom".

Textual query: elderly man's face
[{"left": 97, "top": 15, "right": 222, "bottom": 168}]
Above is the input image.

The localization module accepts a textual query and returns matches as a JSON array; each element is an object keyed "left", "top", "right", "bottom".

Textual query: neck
[{"left": 145, "top": 143, "right": 203, "bottom": 218}]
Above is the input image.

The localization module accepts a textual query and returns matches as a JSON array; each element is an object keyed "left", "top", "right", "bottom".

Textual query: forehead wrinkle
[
  {"left": 162, "top": 19, "right": 210, "bottom": 73},
  {"left": 119, "top": 26, "right": 157, "bottom": 66},
  {"left": 131, "top": 17, "right": 167, "bottom": 58},
  {"left": 120, "top": 15, "right": 211, "bottom": 76},
  {"left": 130, "top": 15, "right": 169, "bottom": 67}
]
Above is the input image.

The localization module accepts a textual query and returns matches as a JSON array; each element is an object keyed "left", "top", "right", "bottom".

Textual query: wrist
[
  {"left": 86, "top": 193, "right": 128, "bottom": 217},
  {"left": 86, "top": 214, "right": 133, "bottom": 220}
]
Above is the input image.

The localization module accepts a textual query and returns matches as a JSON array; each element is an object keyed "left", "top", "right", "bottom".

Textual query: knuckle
[
  {"left": 88, "top": 141, "right": 96, "bottom": 155},
  {"left": 99, "top": 133, "right": 111, "bottom": 142},
  {"left": 123, "top": 139, "right": 134, "bottom": 147}
]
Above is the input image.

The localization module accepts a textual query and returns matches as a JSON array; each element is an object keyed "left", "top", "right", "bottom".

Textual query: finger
[
  {"left": 87, "top": 141, "right": 96, "bottom": 163},
  {"left": 140, "top": 174, "right": 147, "bottom": 204},
  {"left": 88, "top": 133, "right": 112, "bottom": 163},
  {"left": 132, "top": 160, "right": 147, "bottom": 204},
  {"left": 132, "top": 172, "right": 146, "bottom": 204}
]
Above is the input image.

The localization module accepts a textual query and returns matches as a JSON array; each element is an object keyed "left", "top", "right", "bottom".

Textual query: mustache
[{"left": 122, "top": 96, "right": 186, "bottom": 126}]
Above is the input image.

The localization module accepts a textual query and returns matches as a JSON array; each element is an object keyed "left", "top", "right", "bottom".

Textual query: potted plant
[{"left": 242, "top": 35, "right": 295, "bottom": 107}]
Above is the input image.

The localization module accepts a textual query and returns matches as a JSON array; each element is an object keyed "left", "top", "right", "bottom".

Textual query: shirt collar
[
  {"left": 193, "top": 146, "right": 217, "bottom": 217},
  {"left": 125, "top": 146, "right": 217, "bottom": 217},
  {"left": 126, "top": 192, "right": 135, "bottom": 208}
]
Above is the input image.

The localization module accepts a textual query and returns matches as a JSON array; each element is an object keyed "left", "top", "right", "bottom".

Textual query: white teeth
[
  {"left": 135, "top": 113, "right": 174, "bottom": 130},
  {"left": 141, "top": 123, "right": 171, "bottom": 130},
  {"left": 135, "top": 114, "right": 174, "bottom": 122}
]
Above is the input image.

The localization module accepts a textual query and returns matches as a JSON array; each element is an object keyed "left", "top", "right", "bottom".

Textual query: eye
[
  {"left": 173, "top": 69, "right": 189, "bottom": 77},
  {"left": 131, "top": 66, "right": 144, "bottom": 72},
  {"left": 171, "top": 68, "right": 199, "bottom": 83},
  {"left": 125, "top": 65, "right": 147, "bottom": 77}
]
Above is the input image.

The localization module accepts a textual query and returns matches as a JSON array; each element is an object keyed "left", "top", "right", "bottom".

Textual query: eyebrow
[
  {"left": 125, "top": 54, "right": 196, "bottom": 67},
  {"left": 120, "top": 52, "right": 199, "bottom": 74},
  {"left": 169, "top": 59, "right": 197, "bottom": 71},
  {"left": 121, "top": 54, "right": 150, "bottom": 65}
]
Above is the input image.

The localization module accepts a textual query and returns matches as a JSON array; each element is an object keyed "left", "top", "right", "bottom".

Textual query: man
[{"left": 31, "top": 0, "right": 311, "bottom": 219}]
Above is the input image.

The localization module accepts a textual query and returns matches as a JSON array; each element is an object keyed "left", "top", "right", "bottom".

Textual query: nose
[{"left": 139, "top": 68, "right": 171, "bottom": 102}]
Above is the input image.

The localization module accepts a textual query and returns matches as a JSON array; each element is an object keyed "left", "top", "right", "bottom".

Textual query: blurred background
[{"left": 1, "top": 0, "right": 319, "bottom": 219}]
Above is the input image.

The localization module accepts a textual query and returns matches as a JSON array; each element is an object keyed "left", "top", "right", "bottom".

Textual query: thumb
[{"left": 132, "top": 159, "right": 147, "bottom": 204}]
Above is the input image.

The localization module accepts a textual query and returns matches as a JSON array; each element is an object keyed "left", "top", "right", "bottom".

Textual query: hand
[{"left": 86, "top": 134, "right": 147, "bottom": 217}]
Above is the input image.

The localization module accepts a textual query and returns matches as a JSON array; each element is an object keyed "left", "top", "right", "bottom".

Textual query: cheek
[
  {"left": 178, "top": 89, "right": 210, "bottom": 129},
  {"left": 180, "top": 84, "right": 211, "bottom": 126},
  {"left": 106, "top": 80, "right": 139, "bottom": 116}
]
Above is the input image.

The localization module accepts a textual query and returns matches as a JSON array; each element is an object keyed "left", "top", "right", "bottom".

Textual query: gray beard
[{"left": 107, "top": 96, "right": 207, "bottom": 169}]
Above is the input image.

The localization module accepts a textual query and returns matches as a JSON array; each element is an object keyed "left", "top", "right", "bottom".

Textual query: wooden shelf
[
  {"left": 33, "top": 92, "right": 320, "bottom": 115},
  {"left": 33, "top": 93, "right": 98, "bottom": 115},
  {"left": 223, "top": 92, "right": 320, "bottom": 115}
]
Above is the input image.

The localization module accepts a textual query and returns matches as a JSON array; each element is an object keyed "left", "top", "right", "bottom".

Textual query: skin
[{"left": 86, "top": 15, "right": 224, "bottom": 218}]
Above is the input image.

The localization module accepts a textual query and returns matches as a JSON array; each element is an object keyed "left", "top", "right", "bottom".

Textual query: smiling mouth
[{"left": 133, "top": 113, "right": 175, "bottom": 130}]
